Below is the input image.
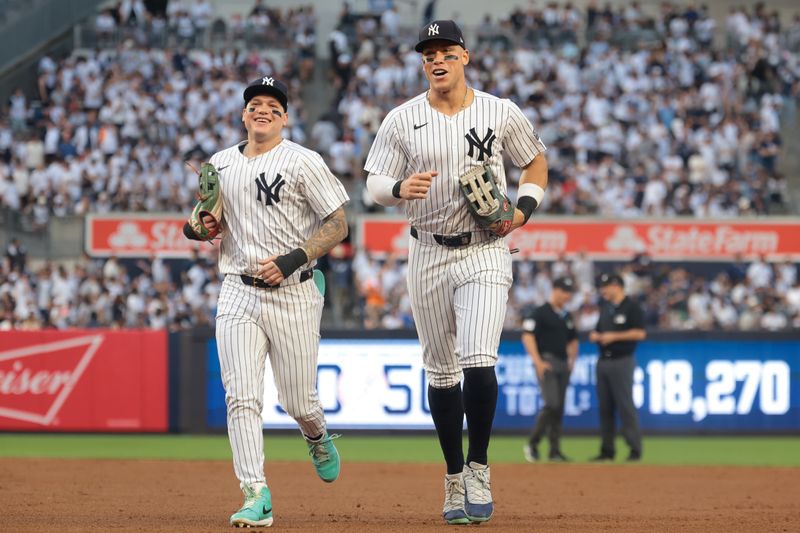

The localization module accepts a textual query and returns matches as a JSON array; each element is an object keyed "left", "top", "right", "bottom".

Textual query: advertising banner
[
  {"left": 0, "top": 330, "right": 168, "bottom": 431},
  {"left": 360, "top": 217, "right": 800, "bottom": 261},
  {"left": 86, "top": 214, "right": 216, "bottom": 258},
  {"left": 207, "top": 337, "right": 799, "bottom": 432}
]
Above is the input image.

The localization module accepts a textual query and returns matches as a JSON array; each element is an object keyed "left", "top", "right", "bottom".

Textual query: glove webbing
[{"left": 459, "top": 167, "right": 500, "bottom": 216}]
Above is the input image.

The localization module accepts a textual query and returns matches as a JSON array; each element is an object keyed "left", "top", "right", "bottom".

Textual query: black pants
[
  {"left": 529, "top": 355, "right": 570, "bottom": 453},
  {"left": 596, "top": 356, "right": 642, "bottom": 457}
]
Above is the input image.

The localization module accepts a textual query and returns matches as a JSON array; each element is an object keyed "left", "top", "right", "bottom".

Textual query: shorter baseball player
[{"left": 185, "top": 76, "right": 350, "bottom": 527}]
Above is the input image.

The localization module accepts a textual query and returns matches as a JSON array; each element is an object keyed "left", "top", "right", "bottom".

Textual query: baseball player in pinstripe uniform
[
  {"left": 364, "top": 20, "right": 548, "bottom": 525},
  {"left": 186, "top": 76, "right": 349, "bottom": 528}
]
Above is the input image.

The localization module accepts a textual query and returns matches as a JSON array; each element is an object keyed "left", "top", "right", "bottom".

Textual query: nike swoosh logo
[
  {"left": 413, "top": 123, "right": 428, "bottom": 130},
  {"left": 263, "top": 506, "right": 272, "bottom": 515},
  {"left": 217, "top": 165, "right": 230, "bottom": 171}
]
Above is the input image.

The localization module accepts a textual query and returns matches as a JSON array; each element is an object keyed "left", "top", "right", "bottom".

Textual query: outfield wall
[
  {"left": 204, "top": 331, "right": 800, "bottom": 434},
  {"left": 1, "top": 329, "right": 798, "bottom": 434}
]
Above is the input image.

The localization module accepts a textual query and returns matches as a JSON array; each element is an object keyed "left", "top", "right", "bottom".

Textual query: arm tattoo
[{"left": 301, "top": 207, "right": 348, "bottom": 261}]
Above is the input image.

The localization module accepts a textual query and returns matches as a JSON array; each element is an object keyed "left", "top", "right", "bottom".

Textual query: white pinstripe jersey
[
  {"left": 211, "top": 139, "right": 349, "bottom": 276},
  {"left": 364, "top": 89, "right": 546, "bottom": 235}
]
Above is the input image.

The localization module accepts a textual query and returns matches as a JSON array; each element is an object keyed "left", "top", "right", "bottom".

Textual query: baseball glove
[
  {"left": 187, "top": 162, "right": 223, "bottom": 241},
  {"left": 458, "top": 165, "right": 515, "bottom": 236}
]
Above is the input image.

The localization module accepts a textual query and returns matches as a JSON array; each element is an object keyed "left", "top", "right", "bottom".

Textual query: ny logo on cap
[
  {"left": 428, "top": 23, "right": 439, "bottom": 36},
  {"left": 261, "top": 77, "right": 274, "bottom": 86}
]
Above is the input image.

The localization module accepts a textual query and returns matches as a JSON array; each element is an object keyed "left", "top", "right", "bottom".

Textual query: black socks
[
  {"left": 428, "top": 383, "right": 465, "bottom": 475},
  {"left": 428, "top": 366, "right": 499, "bottom": 473},
  {"left": 463, "top": 366, "right": 498, "bottom": 466}
]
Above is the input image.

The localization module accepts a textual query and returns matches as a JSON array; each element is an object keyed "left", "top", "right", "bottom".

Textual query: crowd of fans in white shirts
[
  {"left": 0, "top": 1, "right": 799, "bottom": 331},
  {"left": 350, "top": 248, "right": 800, "bottom": 332},
  {"left": 2, "top": 239, "right": 798, "bottom": 331},
  {"left": 325, "top": 1, "right": 799, "bottom": 216}
]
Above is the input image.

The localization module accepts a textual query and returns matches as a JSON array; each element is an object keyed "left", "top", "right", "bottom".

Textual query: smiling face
[
  {"left": 421, "top": 41, "right": 469, "bottom": 93},
  {"left": 242, "top": 95, "right": 287, "bottom": 142}
]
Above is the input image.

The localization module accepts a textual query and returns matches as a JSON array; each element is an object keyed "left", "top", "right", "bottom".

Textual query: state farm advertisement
[
  {"left": 0, "top": 331, "right": 168, "bottom": 431},
  {"left": 86, "top": 214, "right": 216, "bottom": 258},
  {"left": 360, "top": 217, "right": 800, "bottom": 260}
]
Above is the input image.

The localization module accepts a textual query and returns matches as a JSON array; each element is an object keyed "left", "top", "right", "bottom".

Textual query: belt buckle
[{"left": 443, "top": 233, "right": 470, "bottom": 247}]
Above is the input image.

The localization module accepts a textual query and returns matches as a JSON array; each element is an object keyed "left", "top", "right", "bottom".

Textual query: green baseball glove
[
  {"left": 187, "top": 162, "right": 223, "bottom": 240},
  {"left": 458, "top": 165, "right": 514, "bottom": 236}
]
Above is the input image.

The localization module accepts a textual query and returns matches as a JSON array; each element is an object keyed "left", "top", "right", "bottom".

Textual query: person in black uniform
[
  {"left": 521, "top": 277, "right": 578, "bottom": 462},
  {"left": 589, "top": 273, "right": 646, "bottom": 462}
]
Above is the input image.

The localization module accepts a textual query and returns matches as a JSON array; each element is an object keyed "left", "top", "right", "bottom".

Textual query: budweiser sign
[
  {"left": 0, "top": 335, "right": 103, "bottom": 425},
  {"left": 0, "top": 330, "right": 169, "bottom": 431},
  {"left": 360, "top": 217, "right": 800, "bottom": 260},
  {"left": 86, "top": 214, "right": 216, "bottom": 258}
]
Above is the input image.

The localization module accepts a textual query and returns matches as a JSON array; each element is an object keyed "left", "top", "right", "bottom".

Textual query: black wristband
[
  {"left": 391, "top": 180, "right": 402, "bottom": 199},
  {"left": 516, "top": 196, "right": 539, "bottom": 224},
  {"left": 183, "top": 222, "right": 202, "bottom": 241},
  {"left": 273, "top": 248, "right": 309, "bottom": 278}
]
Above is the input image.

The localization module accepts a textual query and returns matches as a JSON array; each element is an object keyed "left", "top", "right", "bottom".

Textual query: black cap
[
  {"left": 243, "top": 76, "right": 288, "bottom": 111},
  {"left": 415, "top": 20, "right": 465, "bottom": 53},
  {"left": 553, "top": 277, "right": 576, "bottom": 292},
  {"left": 598, "top": 273, "right": 624, "bottom": 287}
]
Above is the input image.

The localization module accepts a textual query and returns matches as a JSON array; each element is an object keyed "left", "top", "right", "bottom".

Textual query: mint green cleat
[
  {"left": 307, "top": 433, "right": 341, "bottom": 483},
  {"left": 230, "top": 485, "right": 273, "bottom": 528}
]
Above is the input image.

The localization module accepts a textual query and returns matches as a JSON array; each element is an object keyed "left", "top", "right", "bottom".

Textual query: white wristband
[
  {"left": 366, "top": 173, "right": 403, "bottom": 207},
  {"left": 518, "top": 183, "right": 545, "bottom": 206}
]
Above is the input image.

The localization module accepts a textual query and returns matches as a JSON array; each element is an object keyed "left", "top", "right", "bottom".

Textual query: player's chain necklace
[{"left": 427, "top": 86, "right": 470, "bottom": 111}]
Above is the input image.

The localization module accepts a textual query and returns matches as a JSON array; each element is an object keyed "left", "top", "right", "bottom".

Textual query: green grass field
[{"left": 0, "top": 434, "right": 798, "bottom": 466}]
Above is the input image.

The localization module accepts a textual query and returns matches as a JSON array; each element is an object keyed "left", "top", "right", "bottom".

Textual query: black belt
[
  {"left": 410, "top": 226, "right": 472, "bottom": 247},
  {"left": 240, "top": 269, "right": 312, "bottom": 289}
]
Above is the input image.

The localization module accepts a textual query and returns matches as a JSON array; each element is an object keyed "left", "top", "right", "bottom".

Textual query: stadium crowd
[
  {"left": 1, "top": 241, "right": 798, "bottom": 331},
  {"left": 1, "top": 1, "right": 799, "bottom": 332},
  {"left": 327, "top": 1, "right": 799, "bottom": 216},
  {"left": 0, "top": 0, "right": 316, "bottom": 229}
]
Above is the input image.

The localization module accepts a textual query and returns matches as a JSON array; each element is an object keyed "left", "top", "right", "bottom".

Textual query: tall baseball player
[
  {"left": 364, "top": 20, "right": 548, "bottom": 525},
  {"left": 184, "top": 76, "right": 349, "bottom": 528}
]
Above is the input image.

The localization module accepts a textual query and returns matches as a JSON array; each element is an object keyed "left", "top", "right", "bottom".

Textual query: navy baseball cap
[
  {"left": 415, "top": 20, "right": 465, "bottom": 53},
  {"left": 598, "top": 273, "right": 624, "bottom": 287},
  {"left": 553, "top": 277, "right": 576, "bottom": 292},
  {"left": 243, "top": 76, "right": 288, "bottom": 111}
]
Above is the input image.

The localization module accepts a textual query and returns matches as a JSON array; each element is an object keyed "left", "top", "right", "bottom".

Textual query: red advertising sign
[
  {"left": 86, "top": 214, "right": 216, "bottom": 258},
  {"left": 0, "top": 330, "right": 168, "bottom": 431},
  {"left": 360, "top": 216, "right": 800, "bottom": 260}
]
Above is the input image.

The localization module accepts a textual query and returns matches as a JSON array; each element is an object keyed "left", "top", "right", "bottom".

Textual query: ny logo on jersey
[
  {"left": 255, "top": 172, "right": 285, "bottom": 206},
  {"left": 428, "top": 23, "right": 439, "bottom": 36},
  {"left": 465, "top": 127, "right": 497, "bottom": 161}
]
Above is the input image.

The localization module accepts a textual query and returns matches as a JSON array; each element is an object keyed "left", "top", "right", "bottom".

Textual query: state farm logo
[
  {"left": 0, "top": 335, "right": 103, "bottom": 425},
  {"left": 108, "top": 221, "right": 148, "bottom": 248},
  {"left": 603, "top": 224, "right": 780, "bottom": 257},
  {"left": 605, "top": 225, "right": 647, "bottom": 253}
]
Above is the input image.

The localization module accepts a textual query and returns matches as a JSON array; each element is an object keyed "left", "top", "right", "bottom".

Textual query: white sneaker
[
  {"left": 442, "top": 473, "right": 469, "bottom": 525},
  {"left": 463, "top": 461, "right": 493, "bottom": 522}
]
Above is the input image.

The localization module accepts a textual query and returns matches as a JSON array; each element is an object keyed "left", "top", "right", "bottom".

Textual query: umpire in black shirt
[
  {"left": 522, "top": 277, "right": 578, "bottom": 462},
  {"left": 589, "top": 273, "right": 646, "bottom": 462}
]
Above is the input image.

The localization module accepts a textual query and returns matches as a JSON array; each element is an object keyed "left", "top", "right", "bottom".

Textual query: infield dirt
[{"left": 0, "top": 459, "right": 797, "bottom": 532}]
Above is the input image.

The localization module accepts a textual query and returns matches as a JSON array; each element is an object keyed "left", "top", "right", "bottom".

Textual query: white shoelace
[
  {"left": 308, "top": 433, "right": 340, "bottom": 463},
  {"left": 444, "top": 476, "right": 466, "bottom": 511},
  {"left": 241, "top": 486, "right": 259, "bottom": 510},
  {"left": 309, "top": 440, "right": 330, "bottom": 462},
  {"left": 464, "top": 467, "right": 492, "bottom": 504}
]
